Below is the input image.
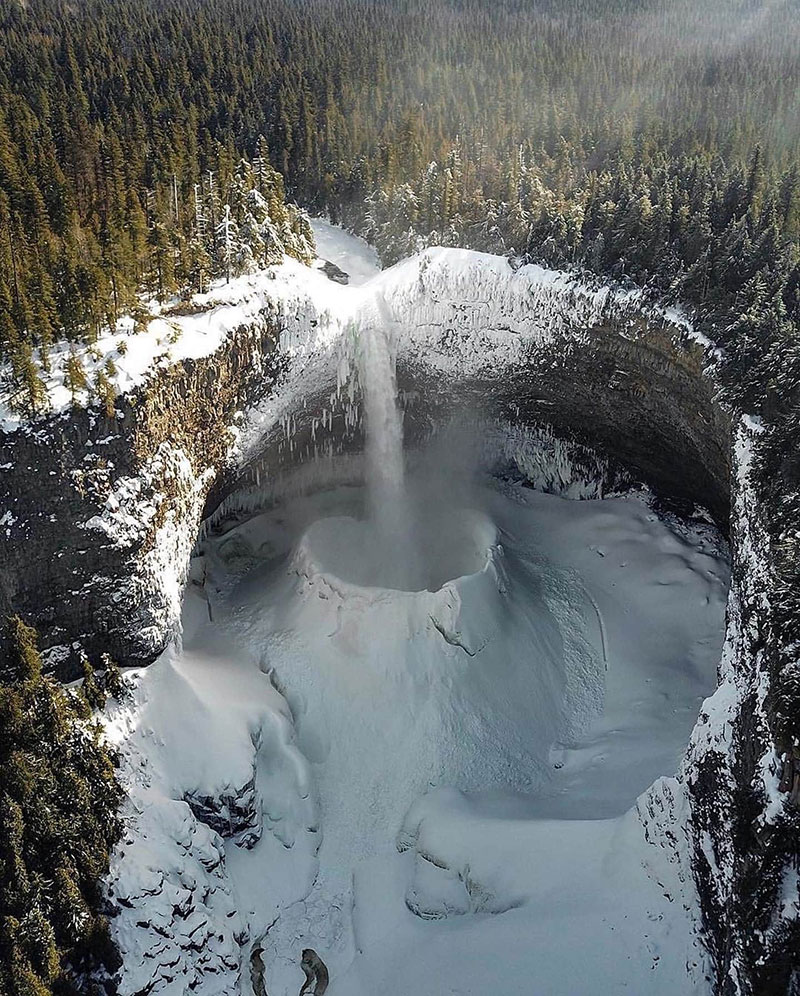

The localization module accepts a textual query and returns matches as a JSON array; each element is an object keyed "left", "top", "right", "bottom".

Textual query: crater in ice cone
[{"left": 295, "top": 509, "right": 497, "bottom": 592}]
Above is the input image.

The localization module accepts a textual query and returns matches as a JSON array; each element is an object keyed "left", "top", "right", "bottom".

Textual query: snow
[
  {"left": 91, "top": 223, "right": 732, "bottom": 995},
  {"left": 106, "top": 457, "right": 726, "bottom": 995},
  {"left": 310, "top": 218, "right": 381, "bottom": 286},
  {"left": 0, "top": 231, "right": 350, "bottom": 432},
  {"left": 357, "top": 793, "right": 699, "bottom": 994},
  {"left": 1, "top": 216, "right": 695, "bottom": 444},
  {"left": 104, "top": 619, "right": 318, "bottom": 996}
]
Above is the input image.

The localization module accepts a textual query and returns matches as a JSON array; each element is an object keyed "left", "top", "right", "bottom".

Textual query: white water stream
[{"left": 354, "top": 316, "right": 419, "bottom": 589}]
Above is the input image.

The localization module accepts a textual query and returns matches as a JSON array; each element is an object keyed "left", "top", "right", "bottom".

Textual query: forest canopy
[
  {"left": 0, "top": 617, "right": 124, "bottom": 996},
  {"left": 0, "top": 0, "right": 798, "bottom": 415}
]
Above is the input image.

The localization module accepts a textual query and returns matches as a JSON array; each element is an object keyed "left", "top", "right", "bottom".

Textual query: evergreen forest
[
  {"left": 0, "top": 618, "right": 124, "bottom": 996},
  {"left": 0, "top": 0, "right": 799, "bottom": 415}
]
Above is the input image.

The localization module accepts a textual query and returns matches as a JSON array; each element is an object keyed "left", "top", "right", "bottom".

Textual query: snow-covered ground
[
  {"left": 0, "top": 219, "right": 374, "bottom": 432},
  {"left": 106, "top": 471, "right": 727, "bottom": 996},
  {"left": 311, "top": 218, "right": 381, "bottom": 286},
  {"left": 101, "top": 223, "right": 728, "bottom": 996}
]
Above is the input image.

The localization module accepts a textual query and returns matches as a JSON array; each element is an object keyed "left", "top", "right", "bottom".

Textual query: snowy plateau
[{"left": 95, "top": 221, "right": 738, "bottom": 996}]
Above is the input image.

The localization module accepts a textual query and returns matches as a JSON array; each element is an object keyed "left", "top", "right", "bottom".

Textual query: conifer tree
[
  {"left": 0, "top": 617, "right": 123, "bottom": 996},
  {"left": 64, "top": 350, "right": 87, "bottom": 404},
  {"left": 94, "top": 368, "right": 116, "bottom": 418}
]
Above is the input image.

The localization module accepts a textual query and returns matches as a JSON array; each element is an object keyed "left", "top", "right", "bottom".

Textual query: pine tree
[
  {"left": 215, "top": 203, "right": 239, "bottom": 283},
  {"left": 5, "top": 616, "right": 40, "bottom": 680},
  {"left": 746, "top": 144, "right": 766, "bottom": 219},
  {"left": 99, "top": 654, "right": 126, "bottom": 700},
  {"left": 64, "top": 350, "right": 87, "bottom": 404},
  {"left": 10, "top": 343, "right": 48, "bottom": 417},
  {"left": 94, "top": 368, "right": 116, "bottom": 419},
  {"left": 186, "top": 233, "right": 212, "bottom": 293},
  {"left": 79, "top": 656, "right": 105, "bottom": 713}
]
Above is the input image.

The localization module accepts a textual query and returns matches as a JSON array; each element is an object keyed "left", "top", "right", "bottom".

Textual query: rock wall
[
  {"left": 0, "top": 314, "right": 283, "bottom": 677},
  {"left": 682, "top": 420, "right": 800, "bottom": 996},
  {"left": 221, "top": 250, "right": 731, "bottom": 531}
]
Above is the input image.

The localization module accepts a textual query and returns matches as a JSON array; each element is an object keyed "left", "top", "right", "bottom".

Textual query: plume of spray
[
  {"left": 354, "top": 292, "right": 489, "bottom": 590},
  {"left": 343, "top": 283, "right": 493, "bottom": 592}
]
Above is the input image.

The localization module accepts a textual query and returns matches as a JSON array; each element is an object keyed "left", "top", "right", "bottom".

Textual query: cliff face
[
  {"left": 0, "top": 313, "right": 283, "bottom": 676},
  {"left": 684, "top": 420, "right": 800, "bottom": 996},
  {"left": 227, "top": 249, "right": 731, "bottom": 528},
  {"left": 0, "top": 246, "right": 795, "bottom": 994}
]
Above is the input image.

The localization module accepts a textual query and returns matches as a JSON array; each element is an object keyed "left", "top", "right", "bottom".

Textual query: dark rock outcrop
[
  {"left": 320, "top": 259, "right": 349, "bottom": 284},
  {"left": 185, "top": 772, "right": 262, "bottom": 849}
]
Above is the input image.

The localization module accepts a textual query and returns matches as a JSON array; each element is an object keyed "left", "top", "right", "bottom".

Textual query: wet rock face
[
  {"left": 222, "top": 321, "right": 731, "bottom": 542},
  {"left": 517, "top": 326, "right": 729, "bottom": 523}
]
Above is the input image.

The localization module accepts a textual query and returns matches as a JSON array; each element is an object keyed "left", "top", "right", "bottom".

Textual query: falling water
[
  {"left": 357, "top": 309, "right": 418, "bottom": 587},
  {"left": 360, "top": 325, "right": 405, "bottom": 522}
]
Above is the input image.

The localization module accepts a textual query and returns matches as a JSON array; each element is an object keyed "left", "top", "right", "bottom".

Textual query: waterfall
[
  {"left": 357, "top": 299, "right": 418, "bottom": 588},
  {"left": 361, "top": 324, "right": 405, "bottom": 525}
]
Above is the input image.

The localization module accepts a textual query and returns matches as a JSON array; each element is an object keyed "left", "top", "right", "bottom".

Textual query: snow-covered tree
[{"left": 215, "top": 203, "right": 240, "bottom": 283}]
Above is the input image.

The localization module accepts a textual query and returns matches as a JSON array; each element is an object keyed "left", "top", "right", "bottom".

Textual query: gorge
[{"left": 0, "top": 222, "right": 793, "bottom": 995}]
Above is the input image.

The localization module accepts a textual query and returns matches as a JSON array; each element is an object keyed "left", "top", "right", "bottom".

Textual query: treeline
[
  {"left": 0, "top": 618, "right": 124, "bottom": 996},
  {"left": 0, "top": 0, "right": 799, "bottom": 415},
  {"left": 357, "top": 140, "right": 800, "bottom": 411},
  {"left": 0, "top": 110, "right": 314, "bottom": 414}
]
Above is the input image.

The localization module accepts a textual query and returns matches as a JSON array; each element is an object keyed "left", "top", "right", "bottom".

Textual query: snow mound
[{"left": 104, "top": 608, "right": 319, "bottom": 996}]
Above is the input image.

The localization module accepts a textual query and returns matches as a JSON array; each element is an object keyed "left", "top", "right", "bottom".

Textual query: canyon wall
[
  {"left": 0, "top": 313, "right": 283, "bottom": 675},
  {"left": 0, "top": 248, "right": 795, "bottom": 994}
]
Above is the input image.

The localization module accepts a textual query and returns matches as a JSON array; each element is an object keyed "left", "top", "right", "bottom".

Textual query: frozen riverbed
[{"left": 310, "top": 218, "right": 381, "bottom": 286}]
